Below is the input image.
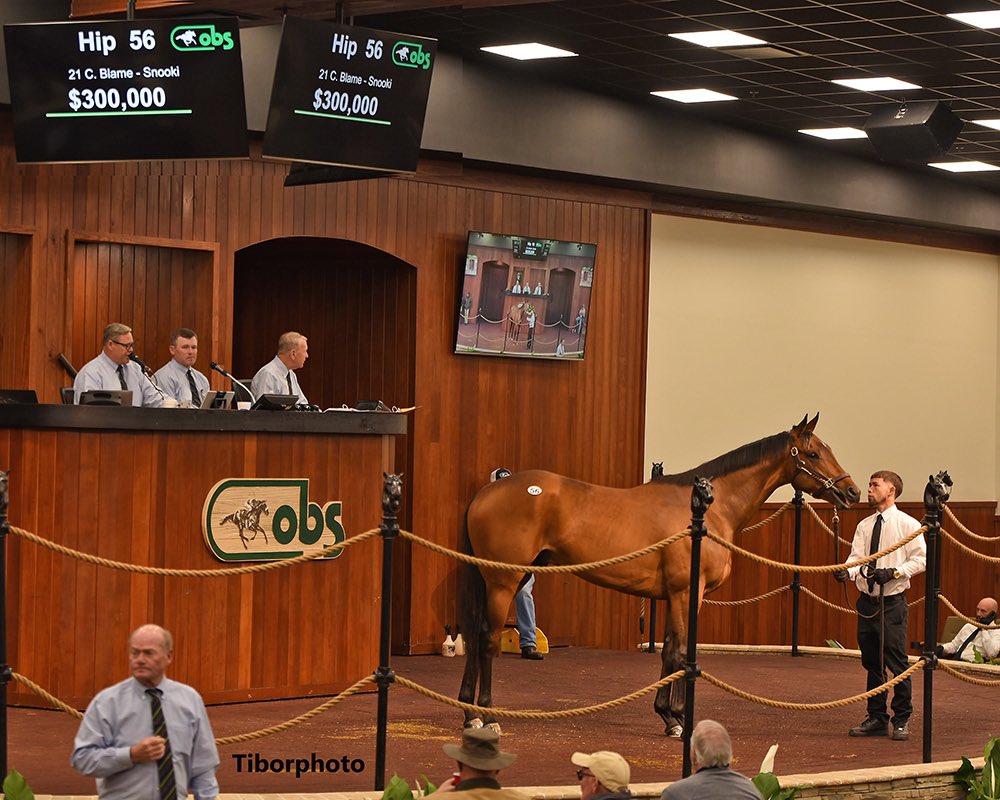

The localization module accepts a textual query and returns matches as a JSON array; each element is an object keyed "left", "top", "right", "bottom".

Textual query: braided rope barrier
[
  {"left": 939, "top": 593, "right": 1000, "bottom": 630},
  {"left": 700, "top": 660, "right": 924, "bottom": 710},
  {"left": 8, "top": 525, "right": 379, "bottom": 576},
  {"left": 11, "top": 673, "right": 83, "bottom": 719},
  {"left": 937, "top": 660, "right": 1000, "bottom": 687},
  {"left": 703, "top": 585, "right": 789, "bottom": 607},
  {"left": 11, "top": 671, "right": 376, "bottom": 743},
  {"left": 803, "top": 503, "right": 852, "bottom": 547},
  {"left": 392, "top": 670, "right": 686, "bottom": 719},
  {"left": 706, "top": 525, "right": 927, "bottom": 573},
  {"left": 398, "top": 528, "right": 691, "bottom": 573},
  {"left": 799, "top": 586, "right": 854, "bottom": 614},
  {"left": 214, "top": 676, "right": 376, "bottom": 744},
  {"left": 738, "top": 501, "right": 792, "bottom": 534},
  {"left": 940, "top": 528, "right": 1000, "bottom": 564},
  {"left": 943, "top": 505, "right": 1000, "bottom": 542}
]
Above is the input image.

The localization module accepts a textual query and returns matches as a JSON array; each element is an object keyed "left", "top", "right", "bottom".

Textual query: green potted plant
[{"left": 955, "top": 735, "right": 999, "bottom": 799}]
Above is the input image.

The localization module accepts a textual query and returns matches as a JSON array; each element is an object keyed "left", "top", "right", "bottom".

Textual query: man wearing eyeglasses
[
  {"left": 73, "top": 323, "right": 164, "bottom": 407},
  {"left": 571, "top": 751, "right": 632, "bottom": 800}
]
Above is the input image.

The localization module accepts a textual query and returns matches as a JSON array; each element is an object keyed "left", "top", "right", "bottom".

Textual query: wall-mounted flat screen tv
[
  {"left": 3, "top": 17, "right": 249, "bottom": 163},
  {"left": 454, "top": 231, "right": 596, "bottom": 360}
]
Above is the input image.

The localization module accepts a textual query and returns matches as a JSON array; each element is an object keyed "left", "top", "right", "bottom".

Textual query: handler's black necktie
[
  {"left": 116, "top": 365, "right": 128, "bottom": 391},
  {"left": 866, "top": 514, "right": 884, "bottom": 593},
  {"left": 146, "top": 688, "right": 177, "bottom": 800},
  {"left": 186, "top": 369, "right": 201, "bottom": 405},
  {"left": 286, "top": 371, "right": 294, "bottom": 396}
]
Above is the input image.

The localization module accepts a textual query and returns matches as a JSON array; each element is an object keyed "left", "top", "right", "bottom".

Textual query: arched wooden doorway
[{"left": 232, "top": 236, "right": 417, "bottom": 652}]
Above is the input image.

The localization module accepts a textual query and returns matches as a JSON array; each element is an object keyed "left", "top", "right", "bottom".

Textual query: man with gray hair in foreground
[{"left": 660, "top": 720, "right": 762, "bottom": 800}]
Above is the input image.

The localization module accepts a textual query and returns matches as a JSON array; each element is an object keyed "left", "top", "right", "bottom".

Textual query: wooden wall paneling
[{"left": 0, "top": 231, "right": 31, "bottom": 389}]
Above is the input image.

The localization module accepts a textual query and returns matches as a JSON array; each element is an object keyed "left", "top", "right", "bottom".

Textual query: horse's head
[
  {"left": 923, "top": 470, "right": 953, "bottom": 510},
  {"left": 788, "top": 414, "right": 860, "bottom": 508},
  {"left": 651, "top": 462, "right": 664, "bottom": 479},
  {"left": 691, "top": 475, "right": 714, "bottom": 516},
  {"left": 382, "top": 472, "right": 403, "bottom": 515}
]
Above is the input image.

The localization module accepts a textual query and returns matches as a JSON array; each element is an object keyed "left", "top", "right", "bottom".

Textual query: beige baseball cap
[{"left": 572, "top": 751, "right": 630, "bottom": 792}]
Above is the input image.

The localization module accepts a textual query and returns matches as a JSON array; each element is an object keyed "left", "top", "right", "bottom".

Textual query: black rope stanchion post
[
  {"left": 791, "top": 489, "right": 803, "bottom": 657},
  {"left": 374, "top": 473, "right": 403, "bottom": 791},
  {"left": 681, "top": 476, "right": 712, "bottom": 778},
  {"left": 920, "top": 470, "right": 951, "bottom": 765},
  {"left": 0, "top": 471, "right": 9, "bottom": 781}
]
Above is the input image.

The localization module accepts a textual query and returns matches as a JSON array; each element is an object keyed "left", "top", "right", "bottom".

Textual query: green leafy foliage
[
  {"left": 955, "top": 736, "right": 1000, "bottom": 799},
  {"left": 972, "top": 646, "right": 1000, "bottom": 666},
  {"left": 752, "top": 771, "right": 798, "bottom": 800},
  {"left": 3, "top": 769, "right": 36, "bottom": 800},
  {"left": 381, "top": 772, "right": 438, "bottom": 800}
]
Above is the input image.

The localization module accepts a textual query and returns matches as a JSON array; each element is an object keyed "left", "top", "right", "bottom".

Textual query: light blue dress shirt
[
  {"left": 73, "top": 352, "right": 164, "bottom": 407},
  {"left": 71, "top": 676, "right": 220, "bottom": 800},
  {"left": 251, "top": 355, "right": 307, "bottom": 404},
  {"left": 153, "top": 359, "right": 211, "bottom": 405}
]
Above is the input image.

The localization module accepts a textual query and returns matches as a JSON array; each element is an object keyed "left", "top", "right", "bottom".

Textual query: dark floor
[{"left": 9, "top": 648, "right": 994, "bottom": 795}]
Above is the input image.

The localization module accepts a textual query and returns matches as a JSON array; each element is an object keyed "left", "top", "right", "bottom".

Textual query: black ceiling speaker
[{"left": 863, "top": 101, "right": 964, "bottom": 162}]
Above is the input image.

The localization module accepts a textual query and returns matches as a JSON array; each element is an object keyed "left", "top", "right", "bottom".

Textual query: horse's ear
[
  {"left": 792, "top": 414, "right": 808, "bottom": 434},
  {"left": 805, "top": 413, "right": 819, "bottom": 432}
]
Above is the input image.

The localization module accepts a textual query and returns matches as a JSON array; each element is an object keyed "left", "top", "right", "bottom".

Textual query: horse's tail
[{"left": 458, "top": 505, "right": 487, "bottom": 662}]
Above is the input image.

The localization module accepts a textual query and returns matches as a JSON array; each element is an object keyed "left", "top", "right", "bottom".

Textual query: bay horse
[
  {"left": 506, "top": 302, "right": 525, "bottom": 344},
  {"left": 457, "top": 414, "right": 860, "bottom": 735}
]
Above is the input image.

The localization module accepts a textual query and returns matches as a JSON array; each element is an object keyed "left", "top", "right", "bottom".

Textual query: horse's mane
[{"left": 656, "top": 430, "right": 797, "bottom": 485}]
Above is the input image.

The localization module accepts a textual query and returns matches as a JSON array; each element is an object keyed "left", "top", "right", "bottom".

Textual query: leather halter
[{"left": 790, "top": 446, "right": 852, "bottom": 498}]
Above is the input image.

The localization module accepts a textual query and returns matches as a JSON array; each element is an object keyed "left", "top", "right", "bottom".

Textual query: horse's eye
[{"left": 808, "top": 451, "right": 819, "bottom": 460}]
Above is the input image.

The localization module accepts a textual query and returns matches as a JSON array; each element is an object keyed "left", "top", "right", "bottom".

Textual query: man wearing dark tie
[
  {"left": 834, "top": 471, "right": 925, "bottom": 741},
  {"left": 251, "top": 331, "right": 309, "bottom": 405},
  {"left": 154, "top": 328, "right": 211, "bottom": 407},
  {"left": 71, "top": 624, "right": 219, "bottom": 799},
  {"left": 73, "top": 323, "right": 163, "bottom": 407}
]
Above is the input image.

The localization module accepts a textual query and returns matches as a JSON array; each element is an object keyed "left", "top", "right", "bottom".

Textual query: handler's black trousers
[{"left": 857, "top": 592, "right": 911, "bottom": 724}]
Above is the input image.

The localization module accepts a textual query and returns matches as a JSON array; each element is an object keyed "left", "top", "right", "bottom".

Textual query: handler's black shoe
[
  {"left": 891, "top": 722, "right": 909, "bottom": 741},
  {"left": 849, "top": 717, "right": 888, "bottom": 737},
  {"left": 520, "top": 646, "right": 544, "bottom": 660}
]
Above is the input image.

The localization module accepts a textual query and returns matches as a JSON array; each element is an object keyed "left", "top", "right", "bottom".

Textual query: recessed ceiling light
[
  {"left": 947, "top": 11, "right": 1000, "bottom": 29},
  {"left": 480, "top": 43, "right": 577, "bottom": 61},
  {"left": 799, "top": 127, "right": 868, "bottom": 140},
  {"left": 832, "top": 77, "right": 921, "bottom": 91},
  {"left": 928, "top": 161, "right": 1000, "bottom": 172},
  {"left": 650, "top": 89, "right": 737, "bottom": 103},
  {"left": 669, "top": 30, "right": 767, "bottom": 48},
  {"left": 972, "top": 119, "right": 1000, "bottom": 131}
]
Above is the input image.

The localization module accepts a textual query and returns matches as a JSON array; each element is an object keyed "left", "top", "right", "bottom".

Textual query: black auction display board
[
  {"left": 3, "top": 18, "right": 249, "bottom": 163},
  {"left": 263, "top": 17, "right": 437, "bottom": 173}
]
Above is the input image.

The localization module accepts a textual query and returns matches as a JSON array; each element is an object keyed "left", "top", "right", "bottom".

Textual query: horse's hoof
[
  {"left": 464, "top": 718, "right": 484, "bottom": 729},
  {"left": 486, "top": 722, "right": 502, "bottom": 735},
  {"left": 666, "top": 724, "right": 683, "bottom": 738}
]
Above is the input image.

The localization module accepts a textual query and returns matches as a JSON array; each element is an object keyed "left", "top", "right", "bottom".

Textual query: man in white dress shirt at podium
[
  {"left": 73, "top": 322, "right": 163, "bottom": 407},
  {"left": 154, "top": 327, "right": 211, "bottom": 406},
  {"left": 251, "top": 331, "right": 309, "bottom": 405}
]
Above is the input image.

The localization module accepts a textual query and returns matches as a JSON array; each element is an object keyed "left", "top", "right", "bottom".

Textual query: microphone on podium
[
  {"left": 210, "top": 362, "right": 256, "bottom": 403},
  {"left": 129, "top": 352, "right": 166, "bottom": 400}
]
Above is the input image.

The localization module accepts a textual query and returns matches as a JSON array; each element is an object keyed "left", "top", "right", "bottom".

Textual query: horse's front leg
[{"left": 653, "top": 593, "right": 689, "bottom": 737}]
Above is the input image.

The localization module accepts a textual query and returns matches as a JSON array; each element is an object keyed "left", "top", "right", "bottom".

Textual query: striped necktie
[
  {"left": 286, "top": 371, "right": 294, "bottom": 396},
  {"left": 145, "top": 688, "right": 177, "bottom": 799},
  {"left": 116, "top": 365, "right": 128, "bottom": 391},
  {"left": 186, "top": 369, "right": 201, "bottom": 405}
]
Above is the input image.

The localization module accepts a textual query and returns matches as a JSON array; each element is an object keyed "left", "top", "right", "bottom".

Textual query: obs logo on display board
[
  {"left": 203, "top": 478, "right": 345, "bottom": 562},
  {"left": 391, "top": 41, "right": 432, "bottom": 70},
  {"left": 171, "top": 24, "right": 236, "bottom": 52}
]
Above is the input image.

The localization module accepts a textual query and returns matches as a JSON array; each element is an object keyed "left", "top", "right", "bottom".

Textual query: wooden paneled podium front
[{"left": 0, "top": 405, "right": 406, "bottom": 707}]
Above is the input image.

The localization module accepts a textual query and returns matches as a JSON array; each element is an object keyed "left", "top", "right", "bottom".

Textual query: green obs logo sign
[
  {"left": 171, "top": 24, "right": 235, "bottom": 51},
  {"left": 202, "top": 478, "right": 345, "bottom": 562}
]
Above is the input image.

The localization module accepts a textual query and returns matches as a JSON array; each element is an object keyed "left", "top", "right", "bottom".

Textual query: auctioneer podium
[{"left": 0, "top": 404, "right": 405, "bottom": 707}]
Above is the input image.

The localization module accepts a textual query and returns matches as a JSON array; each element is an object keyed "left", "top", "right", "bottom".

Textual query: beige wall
[{"left": 646, "top": 213, "right": 1000, "bottom": 502}]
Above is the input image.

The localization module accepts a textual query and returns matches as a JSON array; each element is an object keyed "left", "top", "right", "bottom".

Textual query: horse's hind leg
[
  {"left": 476, "top": 578, "right": 517, "bottom": 733},
  {"left": 458, "top": 653, "right": 480, "bottom": 728}
]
